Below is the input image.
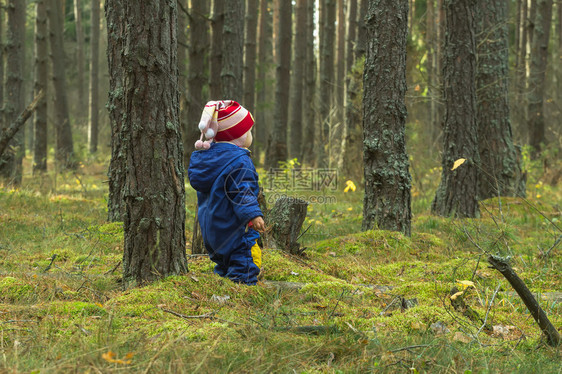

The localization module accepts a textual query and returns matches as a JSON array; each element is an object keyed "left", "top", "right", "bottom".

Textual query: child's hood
[{"left": 187, "top": 142, "right": 250, "bottom": 192}]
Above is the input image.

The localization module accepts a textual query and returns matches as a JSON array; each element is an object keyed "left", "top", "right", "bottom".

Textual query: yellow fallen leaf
[
  {"left": 451, "top": 158, "right": 466, "bottom": 171},
  {"left": 450, "top": 291, "right": 464, "bottom": 300}
]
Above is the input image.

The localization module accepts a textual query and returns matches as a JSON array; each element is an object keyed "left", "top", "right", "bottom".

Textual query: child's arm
[{"left": 225, "top": 161, "right": 263, "bottom": 225}]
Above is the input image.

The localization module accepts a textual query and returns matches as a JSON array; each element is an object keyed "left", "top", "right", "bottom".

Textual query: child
[{"left": 187, "top": 100, "right": 265, "bottom": 285}]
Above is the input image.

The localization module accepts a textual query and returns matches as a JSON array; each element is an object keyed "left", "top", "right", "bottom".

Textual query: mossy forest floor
[{"left": 0, "top": 159, "right": 561, "bottom": 373}]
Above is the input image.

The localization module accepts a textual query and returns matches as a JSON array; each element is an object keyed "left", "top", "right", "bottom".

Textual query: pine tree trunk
[
  {"left": 88, "top": 0, "right": 100, "bottom": 153},
  {"left": 0, "top": 8, "right": 3, "bottom": 110},
  {"left": 266, "top": 0, "right": 291, "bottom": 168},
  {"left": 255, "top": 0, "right": 271, "bottom": 154},
  {"left": 47, "top": 0, "right": 74, "bottom": 170},
  {"left": 431, "top": 0, "right": 480, "bottom": 218},
  {"left": 209, "top": 0, "right": 224, "bottom": 99},
  {"left": 355, "top": 0, "right": 368, "bottom": 58},
  {"left": 426, "top": 0, "right": 439, "bottom": 152},
  {"left": 186, "top": 0, "right": 209, "bottom": 162},
  {"left": 177, "top": 0, "right": 188, "bottom": 161},
  {"left": 106, "top": 0, "right": 126, "bottom": 222},
  {"left": 515, "top": 0, "right": 528, "bottom": 133},
  {"left": 527, "top": 0, "right": 553, "bottom": 156},
  {"left": 339, "top": 0, "right": 358, "bottom": 173},
  {"left": 334, "top": 0, "right": 345, "bottom": 162},
  {"left": 221, "top": 0, "right": 245, "bottom": 100},
  {"left": 106, "top": 0, "right": 188, "bottom": 287},
  {"left": 362, "top": 0, "right": 411, "bottom": 236},
  {"left": 33, "top": 0, "right": 49, "bottom": 174},
  {"left": 301, "top": 0, "right": 317, "bottom": 165},
  {"left": 244, "top": 0, "right": 258, "bottom": 115},
  {"left": 476, "top": 0, "right": 525, "bottom": 199},
  {"left": 289, "top": 0, "right": 306, "bottom": 159},
  {"left": 0, "top": 0, "right": 26, "bottom": 185},
  {"left": 316, "top": 0, "right": 335, "bottom": 167},
  {"left": 74, "top": 0, "right": 86, "bottom": 113}
]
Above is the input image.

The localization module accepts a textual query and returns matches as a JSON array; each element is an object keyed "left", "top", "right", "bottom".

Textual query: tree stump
[
  {"left": 267, "top": 196, "right": 308, "bottom": 255},
  {"left": 191, "top": 205, "right": 206, "bottom": 255}
]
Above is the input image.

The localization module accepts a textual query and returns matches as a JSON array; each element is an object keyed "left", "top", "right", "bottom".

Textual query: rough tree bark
[
  {"left": 266, "top": 0, "right": 291, "bottom": 168},
  {"left": 221, "top": 0, "right": 244, "bottom": 100},
  {"left": 301, "top": 0, "right": 316, "bottom": 166},
  {"left": 268, "top": 197, "right": 308, "bottom": 255},
  {"left": 185, "top": 0, "right": 209, "bottom": 163},
  {"left": 289, "top": 0, "right": 307, "bottom": 159},
  {"left": 255, "top": 0, "right": 271, "bottom": 153},
  {"left": 88, "top": 0, "right": 100, "bottom": 153},
  {"left": 74, "top": 0, "right": 86, "bottom": 112},
  {"left": 244, "top": 0, "right": 258, "bottom": 115},
  {"left": 316, "top": 0, "right": 335, "bottom": 167},
  {"left": 338, "top": 0, "right": 357, "bottom": 174},
  {"left": 33, "top": 0, "right": 49, "bottom": 174},
  {"left": 47, "top": 0, "right": 75, "bottom": 169},
  {"left": 0, "top": 0, "right": 26, "bottom": 185},
  {"left": 362, "top": 0, "right": 412, "bottom": 236},
  {"left": 527, "top": 0, "right": 553, "bottom": 156},
  {"left": 209, "top": 0, "right": 224, "bottom": 99},
  {"left": 475, "top": 0, "right": 525, "bottom": 199},
  {"left": 431, "top": 0, "right": 480, "bottom": 218},
  {"left": 106, "top": 0, "right": 126, "bottom": 222},
  {"left": 106, "top": 0, "right": 188, "bottom": 287}
]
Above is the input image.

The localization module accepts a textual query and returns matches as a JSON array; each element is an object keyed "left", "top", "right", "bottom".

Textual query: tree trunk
[
  {"left": 289, "top": 0, "right": 306, "bottom": 159},
  {"left": 425, "top": 0, "right": 439, "bottom": 152},
  {"left": 355, "top": 0, "right": 368, "bottom": 58},
  {"left": 475, "top": 0, "right": 525, "bottom": 199},
  {"left": 106, "top": 0, "right": 126, "bottom": 222},
  {"left": 33, "top": 0, "right": 49, "bottom": 174},
  {"left": 255, "top": 0, "right": 271, "bottom": 155},
  {"left": 0, "top": 0, "right": 26, "bottom": 185},
  {"left": 244, "top": 0, "right": 258, "bottom": 115},
  {"left": 339, "top": 0, "right": 358, "bottom": 174},
  {"left": 266, "top": 0, "right": 291, "bottom": 168},
  {"left": 74, "top": 0, "right": 86, "bottom": 113},
  {"left": 333, "top": 0, "right": 345, "bottom": 164},
  {"left": 185, "top": 0, "right": 209, "bottom": 163},
  {"left": 0, "top": 91, "right": 45, "bottom": 159},
  {"left": 0, "top": 8, "right": 3, "bottom": 111},
  {"left": 431, "top": 0, "right": 480, "bottom": 218},
  {"left": 301, "top": 0, "right": 317, "bottom": 166},
  {"left": 515, "top": 0, "right": 528, "bottom": 134},
  {"left": 47, "top": 0, "right": 75, "bottom": 170},
  {"left": 177, "top": 0, "right": 188, "bottom": 162},
  {"left": 106, "top": 0, "right": 188, "bottom": 287},
  {"left": 209, "top": 0, "right": 224, "bottom": 99},
  {"left": 88, "top": 0, "right": 100, "bottom": 153},
  {"left": 221, "top": 0, "right": 245, "bottom": 100},
  {"left": 362, "top": 0, "right": 412, "bottom": 236},
  {"left": 527, "top": 0, "right": 553, "bottom": 156},
  {"left": 316, "top": 0, "right": 335, "bottom": 167}
]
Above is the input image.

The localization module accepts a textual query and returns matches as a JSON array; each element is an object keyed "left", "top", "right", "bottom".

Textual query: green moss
[
  {"left": 0, "top": 276, "right": 34, "bottom": 302},
  {"left": 48, "top": 301, "right": 107, "bottom": 316}
]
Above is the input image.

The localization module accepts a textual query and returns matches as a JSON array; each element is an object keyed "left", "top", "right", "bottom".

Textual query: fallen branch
[
  {"left": 488, "top": 255, "right": 560, "bottom": 347},
  {"left": 0, "top": 89, "right": 45, "bottom": 158},
  {"left": 161, "top": 308, "right": 215, "bottom": 320}
]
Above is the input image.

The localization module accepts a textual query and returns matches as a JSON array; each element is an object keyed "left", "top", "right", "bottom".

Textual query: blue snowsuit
[{"left": 187, "top": 142, "right": 263, "bottom": 285}]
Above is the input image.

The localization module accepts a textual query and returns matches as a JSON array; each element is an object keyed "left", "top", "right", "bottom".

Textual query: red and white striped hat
[{"left": 195, "top": 100, "right": 254, "bottom": 150}]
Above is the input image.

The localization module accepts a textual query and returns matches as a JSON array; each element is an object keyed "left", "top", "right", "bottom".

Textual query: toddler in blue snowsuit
[{"left": 187, "top": 100, "right": 265, "bottom": 285}]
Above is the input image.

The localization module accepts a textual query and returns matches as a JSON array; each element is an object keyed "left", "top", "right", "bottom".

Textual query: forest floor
[{"left": 0, "top": 157, "right": 561, "bottom": 373}]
